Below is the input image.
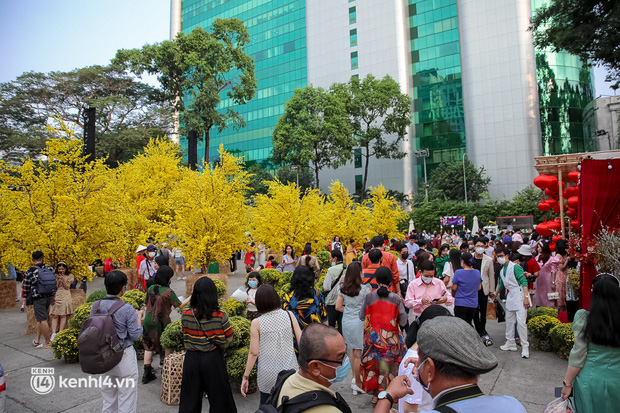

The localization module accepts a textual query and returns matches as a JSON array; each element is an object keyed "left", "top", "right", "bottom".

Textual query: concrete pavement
[{"left": 0, "top": 264, "right": 565, "bottom": 412}]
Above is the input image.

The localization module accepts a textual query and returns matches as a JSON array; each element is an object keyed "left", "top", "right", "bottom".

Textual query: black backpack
[
  {"left": 36, "top": 266, "right": 57, "bottom": 296},
  {"left": 255, "top": 369, "right": 352, "bottom": 413}
]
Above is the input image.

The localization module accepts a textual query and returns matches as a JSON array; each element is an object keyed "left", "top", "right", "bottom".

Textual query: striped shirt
[
  {"left": 362, "top": 264, "right": 381, "bottom": 290},
  {"left": 182, "top": 308, "right": 233, "bottom": 352}
]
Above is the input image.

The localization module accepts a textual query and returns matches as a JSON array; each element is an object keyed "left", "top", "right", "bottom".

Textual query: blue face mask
[
  {"left": 417, "top": 358, "right": 430, "bottom": 393},
  {"left": 248, "top": 280, "right": 258, "bottom": 288},
  {"left": 319, "top": 354, "right": 350, "bottom": 384}
]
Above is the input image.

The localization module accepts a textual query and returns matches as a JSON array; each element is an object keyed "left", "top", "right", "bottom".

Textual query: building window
[
  {"left": 355, "top": 174, "right": 363, "bottom": 193},
  {"left": 351, "top": 74, "right": 359, "bottom": 79},
  {"left": 351, "top": 51, "right": 358, "bottom": 70},
  {"left": 354, "top": 148, "right": 362, "bottom": 168},
  {"left": 349, "top": 28, "right": 357, "bottom": 47},
  {"left": 349, "top": 6, "right": 356, "bottom": 24}
]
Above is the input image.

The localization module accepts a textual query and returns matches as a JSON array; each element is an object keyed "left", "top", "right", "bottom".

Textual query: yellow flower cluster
[{"left": 50, "top": 328, "right": 80, "bottom": 359}]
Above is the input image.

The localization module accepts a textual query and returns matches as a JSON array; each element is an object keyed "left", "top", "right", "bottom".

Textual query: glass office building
[{"left": 179, "top": 0, "right": 307, "bottom": 164}]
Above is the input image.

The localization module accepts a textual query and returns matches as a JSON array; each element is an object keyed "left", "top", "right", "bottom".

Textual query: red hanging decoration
[
  {"left": 547, "top": 199, "right": 559, "bottom": 209},
  {"left": 567, "top": 196, "right": 579, "bottom": 210},
  {"left": 566, "top": 208, "right": 577, "bottom": 218},
  {"left": 538, "top": 201, "right": 551, "bottom": 212},
  {"left": 570, "top": 220, "right": 579, "bottom": 231},
  {"left": 553, "top": 204, "right": 561, "bottom": 214},
  {"left": 548, "top": 220, "right": 561, "bottom": 233},
  {"left": 552, "top": 235, "right": 563, "bottom": 244},
  {"left": 568, "top": 170, "right": 580, "bottom": 182},
  {"left": 563, "top": 186, "right": 578, "bottom": 199},
  {"left": 536, "top": 222, "right": 553, "bottom": 237},
  {"left": 534, "top": 174, "right": 555, "bottom": 189}
]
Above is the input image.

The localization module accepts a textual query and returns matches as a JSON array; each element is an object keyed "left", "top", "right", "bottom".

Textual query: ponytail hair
[
  {"left": 304, "top": 244, "right": 313, "bottom": 267},
  {"left": 461, "top": 252, "right": 474, "bottom": 268},
  {"left": 375, "top": 266, "right": 392, "bottom": 298}
]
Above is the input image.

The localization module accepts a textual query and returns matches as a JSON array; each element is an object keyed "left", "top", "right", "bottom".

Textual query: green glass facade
[
  {"left": 532, "top": 0, "right": 596, "bottom": 155},
  {"left": 181, "top": 0, "right": 307, "bottom": 164},
  {"left": 409, "top": 0, "right": 465, "bottom": 181}
]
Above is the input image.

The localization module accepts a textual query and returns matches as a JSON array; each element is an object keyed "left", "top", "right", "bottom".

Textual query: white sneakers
[
  {"left": 521, "top": 347, "right": 530, "bottom": 358},
  {"left": 500, "top": 342, "right": 518, "bottom": 351}
]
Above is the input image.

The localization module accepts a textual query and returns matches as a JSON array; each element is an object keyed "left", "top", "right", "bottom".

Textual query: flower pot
[{"left": 64, "top": 354, "right": 79, "bottom": 364}]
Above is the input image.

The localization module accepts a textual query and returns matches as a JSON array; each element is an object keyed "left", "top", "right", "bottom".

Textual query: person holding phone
[{"left": 404, "top": 261, "right": 453, "bottom": 318}]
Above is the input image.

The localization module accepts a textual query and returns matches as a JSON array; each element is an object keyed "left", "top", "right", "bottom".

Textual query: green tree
[
  {"left": 276, "top": 165, "right": 316, "bottom": 192},
  {"left": 244, "top": 162, "right": 274, "bottom": 202},
  {"left": 113, "top": 20, "right": 257, "bottom": 163},
  {"left": 0, "top": 66, "right": 171, "bottom": 166},
  {"left": 427, "top": 157, "right": 491, "bottom": 202},
  {"left": 530, "top": 0, "right": 620, "bottom": 88},
  {"left": 272, "top": 85, "right": 353, "bottom": 189},
  {"left": 334, "top": 74, "right": 412, "bottom": 199}
]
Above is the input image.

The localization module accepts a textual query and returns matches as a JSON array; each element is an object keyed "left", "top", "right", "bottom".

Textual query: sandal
[
  {"left": 35, "top": 343, "right": 50, "bottom": 349},
  {"left": 33, "top": 339, "right": 40, "bottom": 347},
  {"left": 21, "top": 305, "right": 25, "bottom": 312}
]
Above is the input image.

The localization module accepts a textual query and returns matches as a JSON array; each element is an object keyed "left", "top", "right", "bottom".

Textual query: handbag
[
  {"left": 486, "top": 300, "right": 497, "bottom": 320},
  {"left": 547, "top": 292, "right": 560, "bottom": 301},
  {"left": 494, "top": 299, "right": 505, "bottom": 323}
]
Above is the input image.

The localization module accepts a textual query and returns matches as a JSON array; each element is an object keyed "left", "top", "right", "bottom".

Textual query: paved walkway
[{"left": 0, "top": 263, "right": 566, "bottom": 412}]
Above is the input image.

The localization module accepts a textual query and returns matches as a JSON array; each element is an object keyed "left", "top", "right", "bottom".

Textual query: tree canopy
[
  {"left": 530, "top": 0, "right": 620, "bottom": 88},
  {"left": 0, "top": 65, "right": 171, "bottom": 166},
  {"left": 334, "top": 74, "right": 412, "bottom": 199},
  {"left": 272, "top": 85, "right": 353, "bottom": 188},
  {"left": 425, "top": 157, "right": 491, "bottom": 202},
  {"left": 113, "top": 20, "right": 257, "bottom": 163}
]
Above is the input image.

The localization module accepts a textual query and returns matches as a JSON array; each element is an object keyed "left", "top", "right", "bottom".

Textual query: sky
[{"left": 0, "top": 0, "right": 617, "bottom": 97}]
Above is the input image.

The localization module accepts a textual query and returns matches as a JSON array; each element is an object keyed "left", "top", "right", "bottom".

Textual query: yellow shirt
[{"left": 277, "top": 372, "right": 341, "bottom": 413}]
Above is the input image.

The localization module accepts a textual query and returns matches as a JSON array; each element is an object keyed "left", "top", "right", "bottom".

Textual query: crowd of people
[{"left": 8, "top": 224, "right": 619, "bottom": 413}]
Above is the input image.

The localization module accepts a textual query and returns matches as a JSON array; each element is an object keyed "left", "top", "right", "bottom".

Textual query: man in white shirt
[
  {"left": 397, "top": 245, "right": 415, "bottom": 299},
  {"left": 405, "top": 237, "right": 419, "bottom": 260},
  {"left": 138, "top": 245, "right": 157, "bottom": 288}
]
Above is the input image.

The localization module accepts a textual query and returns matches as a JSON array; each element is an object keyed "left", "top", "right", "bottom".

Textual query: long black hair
[
  {"left": 406, "top": 305, "right": 451, "bottom": 347},
  {"left": 289, "top": 266, "right": 315, "bottom": 300},
  {"left": 448, "top": 249, "right": 462, "bottom": 272},
  {"left": 584, "top": 274, "right": 620, "bottom": 347},
  {"left": 148, "top": 266, "right": 175, "bottom": 306},
  {"left": 303, "top": 244, "right": 313, "bottom": 268},
  {"left": 375, "top": 266, "right": 392, "bottom": 298},
  {"left": 190, "top": 277, "right": 219, "bottom": 319}
]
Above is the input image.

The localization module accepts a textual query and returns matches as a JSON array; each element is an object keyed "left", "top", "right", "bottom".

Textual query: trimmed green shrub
[
  {"left": 121, "top": 296, "right": 139, "bottom": 309},
  {"left": 527, "top": 306, "right": 558, "bottom": 322},
  {"left": 86, "top": 289, "right": 107, "bottom": 303},
  {"left": 161, "top": 320, "right": 184, "bottom": 352},
  {"left": 258, "top": 268, "right": 281, "bottom": 287},
  {"left": 549, "top": 323, "right": 574, "bottom": 360},
  {"left": 227, "top": 316, "right": 251, "bottom": 350},
  {"left": 221, "top": 298, "right": 246, "bottom": 317},
  {"left": 69, "top": 302, "right": 93, "bottom": 330},
  {"left": 279, "top": 271, "right": 293, "bottom": 287},
  {"left": 226, "top": 346, "right": 256, "bottom": 385},
  {"left": 528, "top": 315, "right": 561, "bottom": 352},
  {"left": 316, "top": 250, "right": 331, "bottom": 269},
  {"left": 122, "top": 289, "right": 145, "bottom": 308}
]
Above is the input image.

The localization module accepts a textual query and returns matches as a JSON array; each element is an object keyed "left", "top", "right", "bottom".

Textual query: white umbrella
[
  {"left": 408, "top": 219, "right": 415, "bottom": 233},
  {"left": 472, "top": 216, "right": 479, "bottom": 234}
]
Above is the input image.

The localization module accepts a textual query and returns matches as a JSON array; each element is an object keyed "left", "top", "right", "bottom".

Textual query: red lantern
[
  {"left": 570, "top": 220, "right": 579, "bottom": 231},
  {"left": 567, "top": 196, "right": 579, "bottom": 210},
  {"left": 549, "top": 243, "right": 556, "bottom": 252},
  {"left": 552, "top": 235, "right": 563, "bottom": 244},
  {"left": 538, "top": 201, "right": 551, "bottom": 212},
  {"left": 549, "top": 220, "right": 561, "bottom": 233},
  {"left": 547, "top": 199, "right": 559, "bottom": 209},
  {"left": 568, "top": 170, "right": 580, "bottom": 182},
  {"left": 563, "top": 186, "right": 578, "bottom": 199},
  {"left": 534, "top": 174, "right": 555, "bottom": 189},
  {"left": 536, "top": 222, "right": 553, "bottom": 237},
  {"left": 566, "top": 208, "right": 577, "bottom": 218},
  {"left": 553, "top": 204, "right": 560, "bottom": 214}
]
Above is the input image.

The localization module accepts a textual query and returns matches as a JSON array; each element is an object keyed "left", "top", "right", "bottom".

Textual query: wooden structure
[{"left": 534, "top": 150, "right": 620, "bottom": 238}]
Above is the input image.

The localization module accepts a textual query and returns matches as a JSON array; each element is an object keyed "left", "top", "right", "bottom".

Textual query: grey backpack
[
  {"left": 36, "top": 266, "right": 57, "bottom": 296},
  {"left": 78, "top": 299, "right": 126, "bottom": 374}
]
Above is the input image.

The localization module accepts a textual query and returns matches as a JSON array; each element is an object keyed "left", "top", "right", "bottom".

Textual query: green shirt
[{"left": 498, "top": 263, "right": 528, "bottom": 290}]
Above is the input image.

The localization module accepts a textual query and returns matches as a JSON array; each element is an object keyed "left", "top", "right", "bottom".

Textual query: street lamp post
[
  {"left": 463, "top": 153, "right": 468, "bottom": 203},
  {"left": 414, "top": 149, "right": 430, "bottom": 202}
]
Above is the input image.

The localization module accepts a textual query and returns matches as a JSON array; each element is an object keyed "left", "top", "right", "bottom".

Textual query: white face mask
[
  {"left": 497, "top": 257, "right": 507, "bottom": 265},
  {"left": 421, "top": 276, "right": 433, "bottom": 284},
  {"left": 148, "top": 252, "right": 156, "bottom": 258},
  {"left": 475, "top": 247, "right": 485, "bottom": 255}
]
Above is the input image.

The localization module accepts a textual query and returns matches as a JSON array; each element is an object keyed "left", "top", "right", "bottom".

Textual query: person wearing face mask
[
  {"left": 359, "top": 267, "right": 408, "bottom": 406},
  {"left": 138, "top": 245, "right": 158, "bottom": 291},
  {"left": 409, "top": 316, "right": 526, "bottom": 412},
  {"left": 323, "top": 250, "right": 346, "bottom": 333},
  {"left": 274, "top": 323, "right": 353, "bottom": 412},
  {"left": 451, "top": 252, "right": 482, "bottom": 327},
  {"left": 471, "top": 237, "right": 496, "bottom": 347},
  {"left": 244, "top": 271, "right": 262, "bottom": 320},
  {"left": 490, "top": 246, "right": 531, "bottom": 359},
  {"left": 405, "top": 261, "right": 453, "bottom": 318}
]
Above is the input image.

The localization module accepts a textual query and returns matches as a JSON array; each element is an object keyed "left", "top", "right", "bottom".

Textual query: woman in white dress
[{"left": 240, "top": 285, "right": 302, "bottom": 405}]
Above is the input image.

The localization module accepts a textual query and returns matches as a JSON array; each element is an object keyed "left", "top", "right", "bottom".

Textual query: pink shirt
[{"left": 404, "top": 278, "right": 454, "bottom": 317}]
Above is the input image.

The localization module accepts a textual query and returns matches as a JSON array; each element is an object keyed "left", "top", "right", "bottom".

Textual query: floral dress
[
  {"left": 283, "top": 289, "right": 327, "bottom": 330},
  {"left": 359, "top": 290, "right": 407, "bottom": 394}
]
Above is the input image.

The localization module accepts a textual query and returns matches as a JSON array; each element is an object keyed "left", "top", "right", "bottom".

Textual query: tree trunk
[
  {"left": 362, "top": 145, "right": 370, "bottom": 200},
  {"left": 314, "top": 162, "right": 320, "bottom": 190},
  {"left": 204, "top": 127, "right": 211, "bottom": 164}
]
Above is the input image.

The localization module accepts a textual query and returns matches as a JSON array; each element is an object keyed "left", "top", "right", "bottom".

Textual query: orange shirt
[{"left": 361, "top": 250, "right": 399, "bottom": 293}]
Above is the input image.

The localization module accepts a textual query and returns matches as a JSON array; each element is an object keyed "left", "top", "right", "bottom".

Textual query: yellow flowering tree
[
  {"left": 326, "top": 181, "right": 371, "bottom": 245},
  {"left": 0, "top": 122, "right": 128, "bottom": 280},
  {"left": 251, "top": 180, "right": 329, "bottom": 255},
  {"left": 162, "top": 147, "right": 250, "bottom": 272},
  {"left": 365, "top": 184, "right": 407, "bottom": 239},
  {"left": 114, "top": 137, "right": 182, "bottom": 259}
]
